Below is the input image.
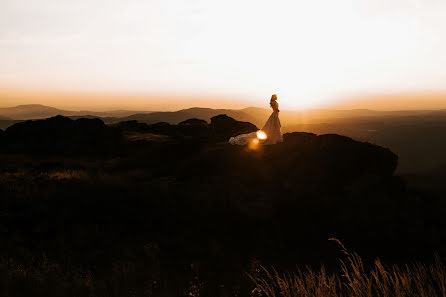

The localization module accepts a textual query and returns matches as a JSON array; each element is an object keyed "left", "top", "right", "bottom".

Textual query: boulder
[
  {"left": 178, "top": 118, "right": 208, "bottom": 126},
  {"left": 113, "top": 120, "right": 150, "bottom": 133},
  {"left": 146, "top": 122, "right": 176, "bottom": 135},
  {"left": 177, "top": 131, "right": 398, "bottom": 191},
  {"left": 210, "top": 114, "right": 257, "bottom": 142},
  {"left": 278, "top": 132, "right": 398, "bottom": 179},
  {"left": 4, "top": 116, "right": 123, "bottom": 154},
  {"left": 178, "top": 118, "right": 212, "bottom": 140}
]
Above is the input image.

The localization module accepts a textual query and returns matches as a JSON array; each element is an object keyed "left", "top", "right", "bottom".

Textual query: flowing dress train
[{"left": 229, "top": 100, "right": 283, "bottom": 145}]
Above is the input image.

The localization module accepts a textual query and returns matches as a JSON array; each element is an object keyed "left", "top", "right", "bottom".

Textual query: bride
[{"left": 229, "top": 94, "right": 283, "bottom": 145}]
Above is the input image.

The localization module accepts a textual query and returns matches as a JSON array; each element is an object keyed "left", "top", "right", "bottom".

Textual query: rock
[
  {"left": 279, "top": 132, "right": 398, "bottom": 178},
  {"left": 168, "top": 131, "right": 401, "bottom": 225},
  {"left": 113, "top": 120, "right": 150, "bottom": 133},
  {"left": 177, "top": 118, "right": 212, "bottom": 141},
  {"left": 146, "top": 122, "right": 176, "bottom": 135},
  {"left": 4, "top": 116, "right": 123, "bottom": 154},
  {"left": 113, "top": 115, "right": 256, "bottom": 143},
  {"left": 177, "top": 131, "right": 398, "bottom": 191},
  {"left": 178, "top": 118, "right": 208, "bottom": 126},
  {"left": 210, "top": 114, "right": 258, "bottom": 142}
]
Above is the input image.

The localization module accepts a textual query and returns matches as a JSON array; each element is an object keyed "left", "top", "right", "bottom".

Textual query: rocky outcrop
[
  {"left": 0, "top": 115, "right": 420, "bottom": 282},
  {"left": 177, "top": 118, "right": 212, "bottom": 140},
  {"left": 113, "top": 120, "right": 150, "bottom": 133},
  {"left": 210, "top": 114, "right": 258, "bottom": 142},
  {"left": 177, "top": 131, "right": 397, "bottom": 184},
  {"left": 115, "top": 115, "right": 257, "bottom": 143},
  {"left": 4, "top": 115, "right": 123, "bottom": 154},
  {"left": 278, "top": 132, "right": 398, "bottom": 178},
  {"left": 178, "top": 118, "right": 208, "bottom": 126}
]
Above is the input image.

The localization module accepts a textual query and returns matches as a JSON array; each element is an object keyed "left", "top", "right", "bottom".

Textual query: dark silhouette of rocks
[
  {"left": 178, "top": 118, "right": 208, "bottom": 126},
  {"left": 1, "top": 116, "right": 399, "bottom": 182},
  {"left": 114, "top": 115, "right": 258, "bottom": 143},
  {"left": 172, "top": 131, "right": 398, "bottom": 198},
  {"left": 113, "top": 120, "right": 152, "bottom": 133},
  {"left": 281, "top": 132, "right": 398, "bottom": 177},
  {"left": 210, "top": 114, "right": 258, "bottom": 142},
  {"left": 0, "top": 128, "right": 4, "bottom": 146},
  {"left": 177, "top": 118, "right": 212, "bottom": 140},
  {"left": 1, "top": 113, "right": 442, "bottom": 297},
  {"left": 145, "top": 122, "right": 174, "bottom": 135},
  {"left": 0, "top": 114, "right": 401, "bottom": 214},
  {"left": 3, "top": 115, "right": 122, "bottom": 154},
  {"left": 1, "top": 104, "right": 446, "bottom": 174}
]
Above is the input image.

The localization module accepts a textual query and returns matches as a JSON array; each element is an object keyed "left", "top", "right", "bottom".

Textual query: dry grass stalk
[{"left": 249, "top": 239, "right": 446, "bottom": 297}]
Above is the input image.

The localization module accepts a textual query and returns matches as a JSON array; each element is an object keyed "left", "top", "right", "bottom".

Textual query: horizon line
[
  {"left": 1, "top": 87, "right": 446, "bottom": 112},
  {"left": 1, "top": 102, "right": 446, "bottom": 114}
]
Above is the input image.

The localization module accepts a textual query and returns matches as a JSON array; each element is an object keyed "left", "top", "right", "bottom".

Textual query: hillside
[
  {"left": 0, "top": 104, "right": 149, "bottom": 120},
  {"left": 0, "top": 104, "right": 72, "bottom": 119},
  {"left": 0, "top": 114, "right": 443, "bottom": 296}
]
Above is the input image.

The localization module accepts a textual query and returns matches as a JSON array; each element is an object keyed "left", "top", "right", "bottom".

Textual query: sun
[{"left": 256, "top": 130, "right": 268, "bottom": 140}]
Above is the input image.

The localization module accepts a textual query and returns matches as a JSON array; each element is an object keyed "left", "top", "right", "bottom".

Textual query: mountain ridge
[
  {"left": 2, "top": 103, "right": 445, "bottom": 123},
  {"left": 0, "top": 104, "right": 151, "bottom": 120}
]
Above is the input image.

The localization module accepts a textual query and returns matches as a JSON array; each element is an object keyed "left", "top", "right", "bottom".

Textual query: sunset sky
[{"left": 1, "top": 0, "right": 446, "bottom": 110}]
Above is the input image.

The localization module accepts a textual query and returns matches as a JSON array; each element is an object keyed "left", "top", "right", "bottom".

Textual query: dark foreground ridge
[{"left": 0, "top": 115, "right": 441, "bottom": 297}]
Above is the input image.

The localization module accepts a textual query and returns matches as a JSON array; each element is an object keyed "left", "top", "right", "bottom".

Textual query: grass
[
  {"left": 248, "top": 239, "right": 446, "bottom": 297},
  {"left": 0, "top": 153, "right": 444, "bottom": 297}
]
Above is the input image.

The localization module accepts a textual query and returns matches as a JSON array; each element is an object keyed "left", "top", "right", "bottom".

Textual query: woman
[
  {"left": 261, "top": 94, "right": 283, "bottom": 144},
  {"left": 229, "top": 94, "right": 283, "bottom": 145}
]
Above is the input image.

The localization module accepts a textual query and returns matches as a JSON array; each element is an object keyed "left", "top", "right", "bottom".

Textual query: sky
[{"left": 1, "top": 0, "right": 446, "bottom": 110}]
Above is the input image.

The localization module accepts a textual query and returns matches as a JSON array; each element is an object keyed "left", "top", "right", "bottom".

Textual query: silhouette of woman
[
  {"left": 229, "top": 94, "right": 283, "bottom": 145},
  {"left": 261, "top": 94, "right": 283, "bottom": 144}
]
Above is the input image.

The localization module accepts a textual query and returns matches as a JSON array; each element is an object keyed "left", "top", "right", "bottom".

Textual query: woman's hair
[{"left": 271, "top": 94, "right": 278, "bottom": 101}]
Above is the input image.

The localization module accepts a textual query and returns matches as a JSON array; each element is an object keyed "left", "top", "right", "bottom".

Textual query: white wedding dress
[{"left": 229, "top": 100, "right": 283, "bottom": 145}]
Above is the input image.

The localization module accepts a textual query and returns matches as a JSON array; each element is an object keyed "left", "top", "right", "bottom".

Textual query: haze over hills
[
  {"left": 0, "top": 104, "right": 150, "bottom": 120},
  {"left": 0, "top": 104, "right": 67, "bottom": 120},
  {"left": 0, "top": 103, "right": 443, "bottom": 124}
]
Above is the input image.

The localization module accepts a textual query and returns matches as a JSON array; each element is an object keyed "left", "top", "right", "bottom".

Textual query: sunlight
[
  {"left": 1, "top": 0, "right": 445, "bottom": 110},
  {"left": 256, "top": 130, "right": 268, "bottom": 140}
]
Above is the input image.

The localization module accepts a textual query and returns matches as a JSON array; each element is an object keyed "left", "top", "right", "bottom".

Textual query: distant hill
[
  {"left": 1, "top": 103, "right": 440, "bottom": 124},
  {"left": 0, "top": 105, "right": 266, "bottom": 128},
  {"left": 0, "top": 120, "right": 23, "bottom": 130},
  {"left": 0, "top": 104, "right": 71, "bottom": 120},
  {"left": 0, "top": 104, "right": 259, "bottom": 125},
  {"left": 0, "top": 104, "right": 149, "bottom": 120},
  {"left": 119, "top": 107, "right": 259, "bottom": 125}
]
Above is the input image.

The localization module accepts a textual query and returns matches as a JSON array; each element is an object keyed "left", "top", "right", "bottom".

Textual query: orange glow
[
  {"left": 256, "top": 130, "right": 268, "bottom": 140},
  {"left": 247, "top": 138, "right": 260, "bottom": 150},
  {"left": 0, "top": 88, "right": 255, "bottom": 111},
  {"left": 2, "top": 1, "right": 446, "bottom": 110}
]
